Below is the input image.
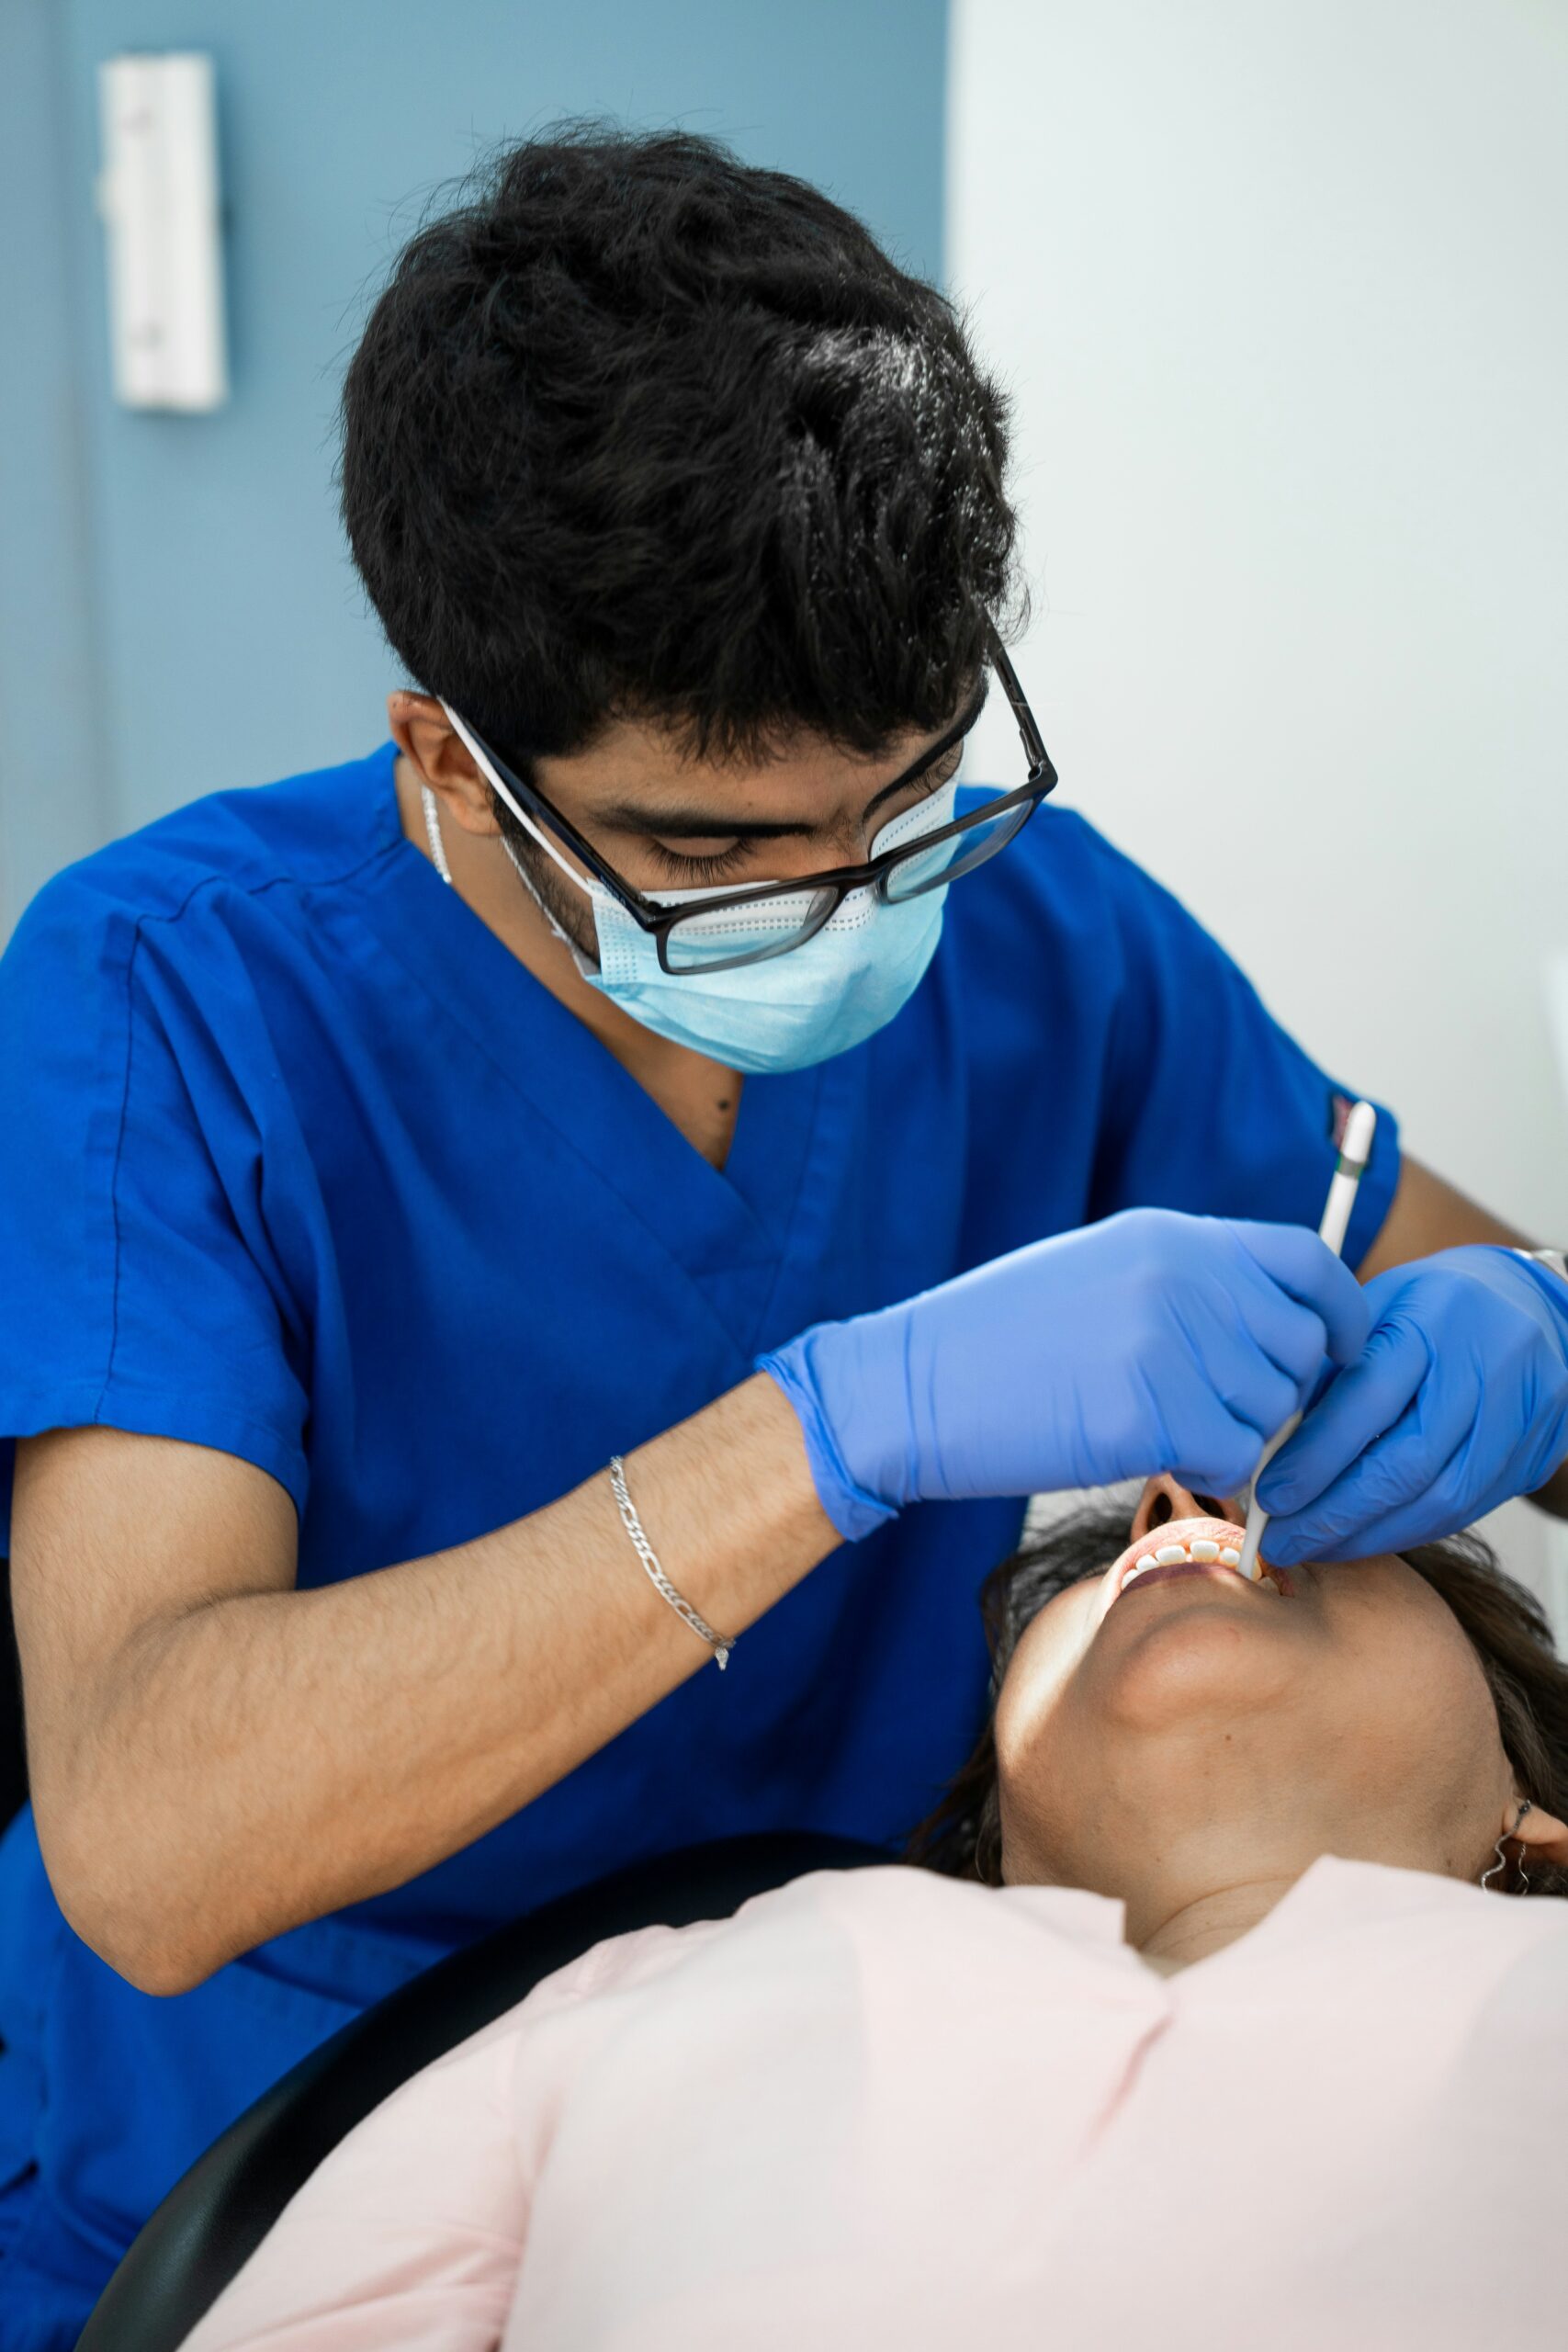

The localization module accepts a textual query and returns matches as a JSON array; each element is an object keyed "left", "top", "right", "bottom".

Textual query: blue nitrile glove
[
  {"left": 1259, "top": 1250, "right": 1568, "bottom": 1561},
  {"left": 758, "top": 1209, "right": 1370, "bottom": 1541},
  {"left": 1256, "top": 1246, "right": 1568, "bottom": 1564}
]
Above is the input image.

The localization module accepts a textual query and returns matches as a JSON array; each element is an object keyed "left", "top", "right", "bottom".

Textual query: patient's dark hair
[
  {"left": 908, "top": 1501, "right": 1568, "bottom": 1900},
  {"left": 341, "top": 121, "right": 1021, "bottom": 772}
]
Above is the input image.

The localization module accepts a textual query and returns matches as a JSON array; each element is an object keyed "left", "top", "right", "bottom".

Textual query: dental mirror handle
[{"left": 1235, "top": 1101, "right": 1378, "bottom": 1582}]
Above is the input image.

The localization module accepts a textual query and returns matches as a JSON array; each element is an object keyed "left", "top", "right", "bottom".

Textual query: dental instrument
[{"left": 1235, "top": 1099, "right": 1378, "bottom": 1582}]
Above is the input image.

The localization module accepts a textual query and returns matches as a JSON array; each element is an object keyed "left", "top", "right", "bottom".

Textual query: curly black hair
[
  {"left": 340, "top": 121, "right": 1024, "bottom": 774},
  {"left": 908, "top": 1500, "right": 1568, "bottom": 1901}
]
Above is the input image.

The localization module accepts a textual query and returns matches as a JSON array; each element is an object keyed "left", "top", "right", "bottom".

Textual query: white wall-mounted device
[{"left": 97, "top": 51, "right": 228, "bottom": 412}]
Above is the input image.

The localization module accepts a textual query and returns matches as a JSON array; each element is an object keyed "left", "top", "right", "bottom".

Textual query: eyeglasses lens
[
  {"left": 880, "top": 796, "right": 1034, "bottom": 903},
  {"left": 660, "top": 885, "right": 840, "bottom": 974},
  {"left": 660, "top": 775, "right": 1041, "bottom": 971}
]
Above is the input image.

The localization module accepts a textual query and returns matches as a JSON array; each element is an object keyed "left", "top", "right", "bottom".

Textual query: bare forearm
[
  {"left": 1532, "top": 1461, "right": 1568, "bottom": 1518},
  {"left": 73, "top": 1374, "right": 835, "bottom": 1987}
]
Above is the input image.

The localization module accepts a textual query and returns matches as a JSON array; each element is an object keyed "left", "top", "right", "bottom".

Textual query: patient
[{"left": 186, "top": 1479, "right": 1568, "bottom": 2351}]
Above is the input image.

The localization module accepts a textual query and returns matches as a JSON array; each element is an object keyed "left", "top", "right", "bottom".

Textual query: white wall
[{"left": 949, "top": 0, "right": 1567, "bottom": 1607}]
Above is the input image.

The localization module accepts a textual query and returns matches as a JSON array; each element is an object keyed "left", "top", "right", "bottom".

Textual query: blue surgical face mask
[{"left": 442, "top": 701, "right": 955, "bottom": 1074}]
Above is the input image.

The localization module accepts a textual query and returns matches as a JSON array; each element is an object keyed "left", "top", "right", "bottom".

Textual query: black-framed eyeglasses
[{"left": 457, "top": 633, "right": 1057, "bottom": 976}]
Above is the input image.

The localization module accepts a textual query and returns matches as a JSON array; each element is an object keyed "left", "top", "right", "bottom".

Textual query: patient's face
[{"left": 993, "top": 1476, "right": 1516, "bottom": 1911}]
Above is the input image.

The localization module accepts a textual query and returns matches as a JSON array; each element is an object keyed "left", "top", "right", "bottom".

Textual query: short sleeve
[
  {"left": 1082, "top": 828, "right": 1400, "bottom": 1261},
  {"left": 0, "top": 875, "right": 310, "bottom": 1540}
]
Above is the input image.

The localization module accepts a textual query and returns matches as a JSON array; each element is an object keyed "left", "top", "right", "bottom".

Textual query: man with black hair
[{"left": 2, "top": 126, "right": 1565, "bottom": 2340}]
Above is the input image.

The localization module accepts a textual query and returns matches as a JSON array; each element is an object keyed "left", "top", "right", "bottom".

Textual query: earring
[{"left": 1481, "top": 1801, "right": 1533, "bottom": 1893}]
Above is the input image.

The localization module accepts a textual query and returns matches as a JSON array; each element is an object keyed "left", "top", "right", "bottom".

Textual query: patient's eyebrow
[{"left": 600, "top": 676, "right": 989, "bottom": 841}]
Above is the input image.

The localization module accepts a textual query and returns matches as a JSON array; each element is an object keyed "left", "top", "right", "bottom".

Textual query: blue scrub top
[{"left": 0, "top": 744, "right": 1399, "bottom": 2333}]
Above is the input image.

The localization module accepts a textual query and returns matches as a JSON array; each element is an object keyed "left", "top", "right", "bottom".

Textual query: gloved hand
[
  {"left": 758, "top": 1209, "right": 1370, "bottom": 1541},
  {"left": 1257, "top": 1246, "right": 1568, "bottom": 1563}
]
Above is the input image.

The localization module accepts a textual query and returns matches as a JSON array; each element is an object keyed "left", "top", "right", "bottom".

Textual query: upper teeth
[{"left": 1122, "top": 1540, "right": 1251, "bottom": 1590}]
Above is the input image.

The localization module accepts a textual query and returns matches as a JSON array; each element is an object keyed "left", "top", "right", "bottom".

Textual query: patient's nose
[{"left": 1129, "top": 1473, "right": 1238, "bottom": 1544}]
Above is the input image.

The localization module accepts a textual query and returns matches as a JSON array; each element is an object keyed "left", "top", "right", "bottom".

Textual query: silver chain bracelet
[{"left": 607, "top": 1456, "right": 738, "bottom": 1670}]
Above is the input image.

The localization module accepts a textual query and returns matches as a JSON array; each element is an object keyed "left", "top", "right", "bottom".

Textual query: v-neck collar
[
  {"left": 349, "top": 746, "right": 847, "bottom": 1338},
  {"left": 1002, "top": 1853, "right": 1489, "bottom": 1995}
]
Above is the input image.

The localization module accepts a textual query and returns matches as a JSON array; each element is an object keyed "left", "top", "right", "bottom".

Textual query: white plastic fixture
[{"left": 97, "top": 52, "right": 228, "bottom": 412}]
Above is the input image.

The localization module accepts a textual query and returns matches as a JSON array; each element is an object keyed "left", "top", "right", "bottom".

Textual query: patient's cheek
[
  {"left": 993, "top": 1665, "right": 1088, "bottom": 1883},
  {"left": 993, "top": 1604, "right": 1085, "bottom": 1789},
  {"left": 992, "top": 1655, "right": 1043, "bottom": 1794}
]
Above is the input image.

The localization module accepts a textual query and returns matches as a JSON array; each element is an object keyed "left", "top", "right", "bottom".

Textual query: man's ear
[
  {"left": 387, "top": 692, "right": 500, "bottom": 834},
  {"left": 1506, "top": 1796, "right": 1568, "bottom": 1870}
]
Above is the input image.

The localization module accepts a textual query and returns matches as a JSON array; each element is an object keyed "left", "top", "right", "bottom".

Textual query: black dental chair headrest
[{"left": 77, "top": 1829, "right": 889, "bottom": 2352}]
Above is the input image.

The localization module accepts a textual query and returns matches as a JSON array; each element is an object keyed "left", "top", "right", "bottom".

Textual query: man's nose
[{"left": 1128, "top": 1471, "right": 1239, "bottom": 1544}]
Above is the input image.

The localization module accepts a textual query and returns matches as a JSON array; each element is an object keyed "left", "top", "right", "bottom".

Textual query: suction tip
[{"left": 1235, "top": 1503, "right": 1267, "bottom": 1583}]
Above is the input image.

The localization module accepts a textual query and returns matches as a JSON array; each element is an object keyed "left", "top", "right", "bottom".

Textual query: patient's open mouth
[{"left": 1111, "top": 1517, "right": 1290, "bottom": 1601}]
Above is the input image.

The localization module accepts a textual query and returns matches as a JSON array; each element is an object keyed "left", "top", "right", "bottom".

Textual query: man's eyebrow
[{"left": 598, "top": 674, "right": 991, "bottom": 841}]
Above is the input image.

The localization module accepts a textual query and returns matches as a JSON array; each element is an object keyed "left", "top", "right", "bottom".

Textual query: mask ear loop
[{"left": 440, "top": 702, "right": 599, "bottom": 903}]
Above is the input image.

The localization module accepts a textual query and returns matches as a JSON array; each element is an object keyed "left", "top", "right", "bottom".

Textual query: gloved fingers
[
  {"left": 1282, "top": 1490, "right": 1467, "bottom": 1565},
  {"left": 1161, "top": 1381, "right": 1280, "bottom": 1498},
  {"left": 1259, "top": 1409, "right": 1480, "bottom": 1562},
  {"left": 1221, "top": 1260, "right": 1350, "bottom": 1396},
  {"left": 1258, "top": 1351, "right": 1489, "bottom": 1563},
  {"left": 1248, "top": 1386, "right": 1548, "bottom": 1564},
  {"left": 1229, "top": 1221, "right": 1372, "bottom": 1365},
  {"left": 1204, "top": 1354, "right": 1303, "bottom": 1460},
  {"left": 1256, "top": 1315, "right": 1434, "bottom": 1518},
  {"left": 1159, "top": 1277, "right": 1323, "bottom": 1483}
]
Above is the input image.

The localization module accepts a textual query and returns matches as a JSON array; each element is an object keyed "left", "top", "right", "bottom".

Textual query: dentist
[{"left": 1, "top": 127, "right": 1564, "bottom": 2346}]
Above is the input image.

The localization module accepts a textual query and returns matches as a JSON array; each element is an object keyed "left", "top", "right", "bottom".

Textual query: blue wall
[
  {"left": 0, "top": 2, "right": 115, "bottom": 932},
  {"left": 1, "top": 0, "right": 947, "bottom": 930}
]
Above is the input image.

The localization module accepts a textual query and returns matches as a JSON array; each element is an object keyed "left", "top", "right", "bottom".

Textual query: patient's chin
[{"left": 1091, "top": 1589, "right": 1300, "bottom": 1733}]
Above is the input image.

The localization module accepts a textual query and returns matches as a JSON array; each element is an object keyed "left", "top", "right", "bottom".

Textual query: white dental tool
[{"left": 1235, "top": 1099, "right": 1378, "bottom": 1582}]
